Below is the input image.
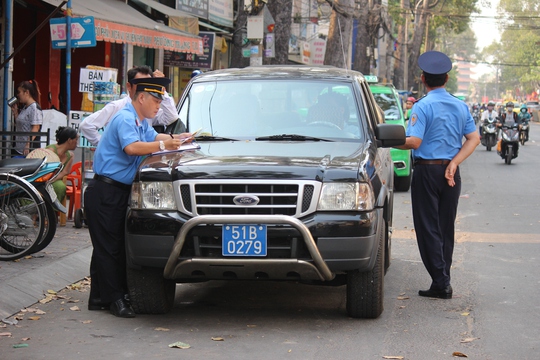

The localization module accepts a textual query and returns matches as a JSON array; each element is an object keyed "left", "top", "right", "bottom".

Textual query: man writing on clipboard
[{"left": 84, "top": 77, "right": 194, "bottom": 318}]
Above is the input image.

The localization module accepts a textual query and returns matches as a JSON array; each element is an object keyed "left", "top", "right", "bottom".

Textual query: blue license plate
[{"left": 222, "top": 224, "right": 267, "bottom": 256}]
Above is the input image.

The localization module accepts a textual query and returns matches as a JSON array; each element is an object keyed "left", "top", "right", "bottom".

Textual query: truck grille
[{"left": 177, "top": 180, "right": 320, "bottom": 218}]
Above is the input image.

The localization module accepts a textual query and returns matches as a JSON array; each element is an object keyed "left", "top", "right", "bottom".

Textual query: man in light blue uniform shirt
[
  {"left": 395, "top": 51, "right": 480, "bottom": 300},
  {"left": 84, "top": 77, "right": 191, "bottom": 318}
]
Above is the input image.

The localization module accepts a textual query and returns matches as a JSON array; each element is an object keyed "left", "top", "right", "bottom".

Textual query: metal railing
[{"left": 0, "top": 130, "right": 51, "bottom": 159}]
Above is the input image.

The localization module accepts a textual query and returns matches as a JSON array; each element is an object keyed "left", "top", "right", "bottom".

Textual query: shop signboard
[
  {"left": 164, "top": 31, "right": 215, "bottom": 69},
  {"left": 208, "top": 0, "right": 233, "bottom": 28},
  {"left": 177, "top": 0, "right": 209, "bottom": 19},
  {"left": 50, "top": 16, "right": 97, "bottom": 49}
]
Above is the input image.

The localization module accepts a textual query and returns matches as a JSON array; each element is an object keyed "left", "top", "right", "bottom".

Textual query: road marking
[{"left": 392, "top": 230, "right": 540, "bottom": 243}]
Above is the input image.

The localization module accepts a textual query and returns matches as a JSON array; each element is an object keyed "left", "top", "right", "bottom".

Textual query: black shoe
[
  {"left": 110, "top": 298, "right": 136, "bottom": 318},
  {"left": 88, "top": 298, "right": 110, "bottom": 311},
  {"left": 418, "top": 285, "right": 453, "bottom": 299}
]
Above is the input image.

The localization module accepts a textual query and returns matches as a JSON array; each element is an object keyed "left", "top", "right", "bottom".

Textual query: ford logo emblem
[{"left": 233, "top": 195, "right": 260, "bottom": 206}]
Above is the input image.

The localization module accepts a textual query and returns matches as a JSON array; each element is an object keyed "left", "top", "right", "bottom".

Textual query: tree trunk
[
  {"left": 265, "top": 0, "right": 293, "bottom": 65},
  {"left": 352, "top": 0, "right": 370, "bottom": 74},
  {"left": 230, "top": 0, "right": 250, "bottom": 68},
  {"left": 324, "top": 0, "right": 353, "bottom": 68},
  {"left": 407, "top": 0, "right": 429, "bottom": 91},
  {"left": 393, "top": 0, "right": 411, "bottom": 90}
]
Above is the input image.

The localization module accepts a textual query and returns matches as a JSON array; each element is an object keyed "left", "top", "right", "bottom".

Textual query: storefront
[{"left": 5, "top": 0, "right": 203, "bottom": 124}]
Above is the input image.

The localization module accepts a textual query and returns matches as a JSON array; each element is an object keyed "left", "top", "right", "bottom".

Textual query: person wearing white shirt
[{"left": 80, "top": 66, "right": 179, "bottom": 146}]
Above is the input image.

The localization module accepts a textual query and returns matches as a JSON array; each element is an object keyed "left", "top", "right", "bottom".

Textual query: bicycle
[{"left": 0, "top": 171, "right": 47, "bottom": 261}]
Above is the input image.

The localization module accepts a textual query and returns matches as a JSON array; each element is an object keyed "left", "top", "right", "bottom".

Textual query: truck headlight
[
  {"left": 130, "top": 182, "right": 176, "bottom": 210},
  {"left": 317, "top": 183, "right": 374, "bottom": 211}
]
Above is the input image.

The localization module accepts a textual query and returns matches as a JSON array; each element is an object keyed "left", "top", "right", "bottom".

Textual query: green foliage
[
  {"left": 447, "top": 66, "right": 459, "bottom": 93},
  {"left": 481, "top": 0, "right": 540, "bottom": 94}
]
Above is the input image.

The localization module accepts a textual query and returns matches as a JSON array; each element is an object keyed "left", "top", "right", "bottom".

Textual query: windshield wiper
[
  {"left": 255, "top": 134, "right": 332, "bottom": 142},
  {"left": 195, "top": 135, "right": 238, "bottom": 141}
]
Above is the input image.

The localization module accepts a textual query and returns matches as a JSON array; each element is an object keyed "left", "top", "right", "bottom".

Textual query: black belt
[
  {"left": 414, "top": 159, "right": 451, "bottom": 165},
  {"left": 94, "top": 174, "right": 132, "bottom": 191}
]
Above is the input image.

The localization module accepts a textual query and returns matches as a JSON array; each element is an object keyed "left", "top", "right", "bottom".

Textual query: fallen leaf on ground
[
  {"left": 35, "top": 309, "right": 46, "bottom": 315},
  {"left": 460, "top": 337, "right": 478, "bottom": 343},
  {"left": 0, "top": 332, "right": 12, "bottom": 337},
  {"left": 28, "top": 316, "right": 40, "bottom": 321},
  {"left": 22, "top": 337, "right": 30, "bottom": 341},
  {"left": 154, "top": 327, "right": 170, "bottom": 331},
  {"left": 211, "top": 337, "right": 224, "bottom": 341},
  {"left": 461, "top": 312, "right": 470, "bottom": 316},
  {"left": 383, "top": 356, "right": 404, "bottom": 359},
  {"left": 397, "top": 296, "right": 409, "bottom": 300},
  {"left": 452, "top": 351, "right": 468, "bottom": 357},
  {"left": 81, "top": 320, "right": 92, "bottom": 324},
  {"left": 69, "top": 306, "right": 80, "bottom": 311},
  {"left": 168, "top": 341, "right": 191, "bottom": 349},
  {"left": 247, "top": 324, "right": 257, "bottom": 328},
  {"left": 47, "top": 290, "right": 57, "bottom": 295}
]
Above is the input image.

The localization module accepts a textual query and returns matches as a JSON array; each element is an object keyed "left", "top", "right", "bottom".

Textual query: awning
[
  {"left": 42, "top": 0, "right": 203, "bottom": 54},
  {"left": 135, "top": 0, "right": 231, "bottom": 35}
]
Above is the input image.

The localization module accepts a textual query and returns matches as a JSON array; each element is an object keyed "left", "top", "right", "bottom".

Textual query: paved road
[{"left": 1, "top": 124, "right": 539, "bottom": 359}]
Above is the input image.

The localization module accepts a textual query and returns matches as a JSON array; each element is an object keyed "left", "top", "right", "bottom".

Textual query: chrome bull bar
[{"left": 163, "top": 215, "right": 335, "bottom": 281}]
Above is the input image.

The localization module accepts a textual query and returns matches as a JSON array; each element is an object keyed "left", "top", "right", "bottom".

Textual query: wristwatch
[{"left": 159, "top": 140, "right": 165, "bottom": 151}]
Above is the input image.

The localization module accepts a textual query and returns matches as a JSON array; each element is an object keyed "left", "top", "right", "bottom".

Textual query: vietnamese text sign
[
  {"left": 50, "top": 17, "right": 97, "bottom": 49},
  {"left": 94, "top": 20, "right": 203, "bottom": 54},
  {"left": 164, "top": 32, "right": 215, "bottom": 69},
  {"left": 79, "top": 68, "right": 117, "bottom": 93},
  {"left": 208, "top": 0, "right": 233, "bottom": 28},
  {"left": 177, "top": 0, "right": 209, "bottom": 19}
]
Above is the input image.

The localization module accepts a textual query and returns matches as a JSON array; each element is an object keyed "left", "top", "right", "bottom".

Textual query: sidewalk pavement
[{"left": 0, "top": 220, "right": 92, "bottom": 319}]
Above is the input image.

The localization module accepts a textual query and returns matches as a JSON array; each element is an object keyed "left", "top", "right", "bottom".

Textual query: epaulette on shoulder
[{"left": 415, "top": 94, "right": 427, "bottom": 103}]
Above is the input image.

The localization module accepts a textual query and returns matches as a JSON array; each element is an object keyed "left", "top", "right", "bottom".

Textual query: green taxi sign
[{"left": 364, "top": 75, "right": 378, "bottom": 83}]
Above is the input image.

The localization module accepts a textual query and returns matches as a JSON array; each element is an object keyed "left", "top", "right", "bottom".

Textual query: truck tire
[
  {"left": 346, "top": 217, "right": 384, "bottom": 319},
  {"left": 127, "top": 267, "right": 176, "bottom": 314}
]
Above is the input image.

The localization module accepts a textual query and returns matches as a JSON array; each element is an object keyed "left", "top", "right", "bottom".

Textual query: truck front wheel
[
  {"left": 127, "top": 266, "right": 176, "bottom": 314},
  {"left": 346, "top": 218, "right": 385, "bottom": 319}
]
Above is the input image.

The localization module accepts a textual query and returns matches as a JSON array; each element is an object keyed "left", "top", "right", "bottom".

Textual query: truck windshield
[{"left": 177, "top": 80, "right": 365, "bottom": 141}]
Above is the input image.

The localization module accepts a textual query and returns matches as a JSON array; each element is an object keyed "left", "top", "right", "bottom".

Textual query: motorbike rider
[
  {"left": 479, "top": 101, "right": 498, "bottom": 138},
  {"left": 518, "top": 104, "right": 531, "bottom": 141},
  {"left": 498, "top": 102, "right": 520, "bottom": 127}
]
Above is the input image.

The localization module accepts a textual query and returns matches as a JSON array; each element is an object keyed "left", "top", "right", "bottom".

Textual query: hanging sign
[{"left": 50, "top": 16, "right": 97, "bottom": 49}]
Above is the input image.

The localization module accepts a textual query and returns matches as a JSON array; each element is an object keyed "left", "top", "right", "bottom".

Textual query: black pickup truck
[{"left": 125, "top": 66, "right": 405, "bottom": 318}]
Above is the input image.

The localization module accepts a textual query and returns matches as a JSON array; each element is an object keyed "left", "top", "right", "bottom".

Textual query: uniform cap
[
  {"left": 130, "top": 77, "right": 171, "bottom": 100},
  {"left": 418, "top": 51, "right": 452, "bottom": 75}
]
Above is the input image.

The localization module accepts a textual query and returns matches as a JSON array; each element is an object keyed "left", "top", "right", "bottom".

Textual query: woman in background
[
  {"left": 10, "top": 79, "right": 43, "bottom": 157},
  {"left": 46, "top": 127, "right": 79, "bottom": 202}
]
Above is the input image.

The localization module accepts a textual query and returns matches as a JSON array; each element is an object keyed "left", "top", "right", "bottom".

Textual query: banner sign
[
  {"left": 79, "top": 68, "right": 118, "bottom": 93},
  {"left": 208, "top": 0, "right": 233, "bottom": 28},
  {"left": 164, "top": 31, "right": 215, "bottom": 69},
  {"left": 94, "top": 20, "right": 203, "bottom": 54},
  {"left": 177, "top": 0, "right": 209, "bottom": 19}
]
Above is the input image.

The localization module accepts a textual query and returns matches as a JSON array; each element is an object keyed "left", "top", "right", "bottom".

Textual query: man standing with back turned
[{"left": 395, "top": 51, "right": 480, "bottom": 299}]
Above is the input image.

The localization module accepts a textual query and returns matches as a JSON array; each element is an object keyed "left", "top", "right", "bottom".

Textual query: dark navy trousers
[
  {"left": 411, "top": 164, "right": 461, "bottom": 290},
  {"left": 85, "top": 179, "right": 131, "bottom": 303}
]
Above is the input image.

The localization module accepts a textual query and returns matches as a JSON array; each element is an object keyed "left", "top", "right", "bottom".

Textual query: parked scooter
[
  {"left": 497, "top": 123, "right": 520, "bottom": 165},
  {"left": 481, "top": 115, "right": 499, "bottom": 151},
  {"left": 0, "top": 157, "right": 66, "bottom": 257}
]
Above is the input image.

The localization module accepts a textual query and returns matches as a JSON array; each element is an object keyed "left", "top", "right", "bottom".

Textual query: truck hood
[{"left": 137, "top": 141, "right": 373, "bottom": 183}]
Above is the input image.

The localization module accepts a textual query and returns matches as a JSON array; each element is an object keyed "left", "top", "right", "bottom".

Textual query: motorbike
[
  {"left": 497, "top": 123, "right": 520, "bottom": 165},
  {"left": 472, "top": 109, "right": 480, "bottom": 125},
  {"left": 0, "top": 157, "right": 66, "bottom": 260},
  {"left": 519, "top": 120, "right": 529, "bottom": 145},
  {"left": 481, "top": 116, "right": 499, "bottom": 151}
]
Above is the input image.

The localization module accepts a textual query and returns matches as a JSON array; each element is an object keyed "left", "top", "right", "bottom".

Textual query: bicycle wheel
[
  {"left": 31, "top": 200, "right": 57, "bottom": 253},
  {"left": 0, "top": 173, "right": 47, "bottom": 261}
]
